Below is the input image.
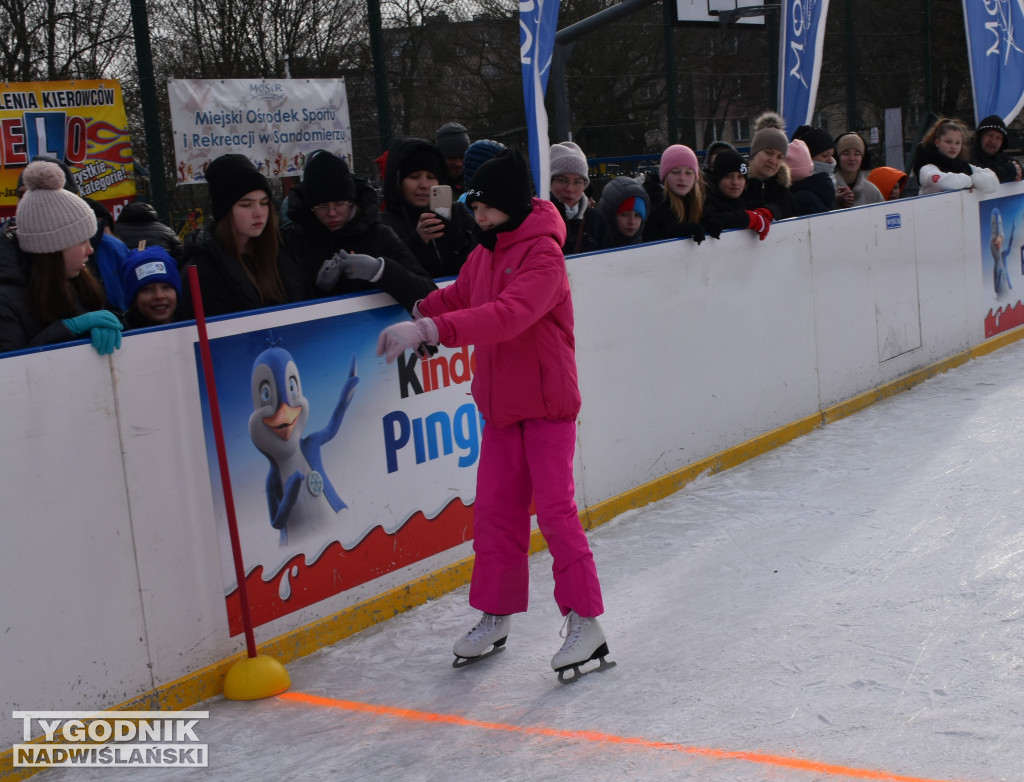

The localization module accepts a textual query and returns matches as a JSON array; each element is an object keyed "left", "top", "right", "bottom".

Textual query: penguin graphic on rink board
[
  {"left": 248, "top": 334, "right": 359, "bottom": 546},
  {"left": 989, "top": 207, "right": 1015, "bottom": 297}
]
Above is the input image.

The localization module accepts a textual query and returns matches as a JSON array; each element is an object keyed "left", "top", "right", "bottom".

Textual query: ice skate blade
[
  {"left": 452, "top": 639, "right": 507, "bottom": 668},
  {"left": 553, "top": 641, "right": 615, "bottom": 683},
  {"left": 556, "top": 655, "right": 616, "bottom": 683}
]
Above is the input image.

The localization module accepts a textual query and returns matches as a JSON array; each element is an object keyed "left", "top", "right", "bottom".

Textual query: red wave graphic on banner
[
  {"left": 225, "top": 498, "right": 474, "bottom": 635},
  {"left": 87, "top": 120, "right": 133, "bottom": 165},
  {"left": 984, "top": 302, "right": 1024, "bottom": 337}
]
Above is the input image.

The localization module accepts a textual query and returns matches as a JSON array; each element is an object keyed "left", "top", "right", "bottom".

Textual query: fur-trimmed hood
[{"left": 749, "top": 161, "right": 792, "bottom": 188}]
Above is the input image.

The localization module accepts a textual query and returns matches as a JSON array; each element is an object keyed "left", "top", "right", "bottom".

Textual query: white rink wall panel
[
  {"left": 809, "top": 192, "right": 976, "bottom": 408},
  {"left": 0, "top": 346, "right": 152, "bottom": 720},
  {"left": 570, "top": 221, "right": 821, "bottom": 502},
  {"left": 1, "top": 182, "right": 1020, "bottom": 748},
  {"left": 112, "top": 325, "right": 234, "bottom": 680}
]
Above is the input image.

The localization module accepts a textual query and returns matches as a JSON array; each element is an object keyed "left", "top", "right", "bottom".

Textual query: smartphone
[{"left": 429, "top": 185, "right": 452, "bottom": 219}]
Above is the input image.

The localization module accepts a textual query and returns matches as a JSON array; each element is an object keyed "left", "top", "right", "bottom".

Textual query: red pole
[{"left": 187, "top": 266, "right": 258, "bottom": 659}]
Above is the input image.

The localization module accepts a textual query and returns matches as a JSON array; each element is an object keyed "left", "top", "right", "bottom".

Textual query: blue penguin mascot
[
  {"left": 248, "top": 334, "right": 359, "bottom": 545},
  {"left": 990, "top": 208, "right": 1015, "bottom": 296}
]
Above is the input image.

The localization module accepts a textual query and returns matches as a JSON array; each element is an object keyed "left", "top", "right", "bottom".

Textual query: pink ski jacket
[{"left": 417, "top": 198, "right": 581, "bottom": 428}]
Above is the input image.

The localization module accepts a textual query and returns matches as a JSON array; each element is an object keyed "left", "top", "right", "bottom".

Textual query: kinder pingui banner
[
  {"left": 195, "top": 303, "right": 480, "bottom": 634},
  {"left": 168, "top": 78, "right": 352, "bottom": 184},
  {"left": 0, "top": 80, "right": 134, "bottom": 218},
  {"left": 979, "top": 192, "right": 1024, "bottom": 336}
]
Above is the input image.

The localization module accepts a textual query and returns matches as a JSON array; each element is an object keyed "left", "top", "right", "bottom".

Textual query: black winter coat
[
  {"left": 700, "top": 183, "right": 751, "bottom": 236},
  {"left": 643, "top": 200, "right": 706, "bottom": 243},
  {"left": 179, "top": 229, "right": 308, "bottom": 319},
  {"left": 282, "top": 176, "right": 436, "bottom": 312},
  {"left": 0, "top": 231, "right": 85, "bottom": 352},
  {"left": 115, "top": 201, "right": 183, "bottom": 260},
  {"left": 551, "top": 198, "right": 613, "bottom": 255},
  {"left": 970, "top": 144, "right": 1022, "bottom": 184},
  {"left": 745, "top": 166, "right": 799, "bottom": 220},
  {"left": 790, "top": 171, "right": 835, "bottom": 215}
]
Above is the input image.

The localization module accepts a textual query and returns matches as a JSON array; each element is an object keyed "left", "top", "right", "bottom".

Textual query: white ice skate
[
  {"left": 551, "top": 610, "right": 616, "bottom": 683},
  {"left": 452, "top": 612, "right": 510, "bottom": 667}
]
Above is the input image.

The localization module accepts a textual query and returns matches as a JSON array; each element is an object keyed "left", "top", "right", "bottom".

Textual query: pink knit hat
[
  {"left": 660, "top": 145, "right": 699, "bottom": 181},
  {"left": 785, "top": 138, "right": 814, "bottom": 181}
]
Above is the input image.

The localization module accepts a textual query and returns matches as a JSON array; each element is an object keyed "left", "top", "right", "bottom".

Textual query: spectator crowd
[{"left": 0, "top": 111, "right": 1020, "bottom": 357}]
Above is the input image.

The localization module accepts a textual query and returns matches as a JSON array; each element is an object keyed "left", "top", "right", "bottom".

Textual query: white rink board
[{"left": 1, "top": 183, "right": 1019, "bottom": 748}]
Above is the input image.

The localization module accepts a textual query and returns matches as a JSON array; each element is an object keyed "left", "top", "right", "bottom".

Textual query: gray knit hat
[
  {"left": 435, "top": 122, "right": 470, "bottom": 158},
  {"left": 550, "top": 141, "right": 590, "bottom": 184},
  {"left": 15, "top": 160, "right": 96, "bottom": 254},
  {"left": 748, "top": 127, "right": 789, "bottom": 159}
]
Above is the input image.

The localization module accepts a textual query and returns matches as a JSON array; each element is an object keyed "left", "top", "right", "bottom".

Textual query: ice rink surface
[{"left": 37, "top": 341, "right": 1024, "bottom": 782}]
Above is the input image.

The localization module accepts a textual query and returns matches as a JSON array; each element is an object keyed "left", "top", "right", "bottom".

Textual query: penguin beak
[{"left": 262, "top": 403, "right": 301, "bottom": 440}]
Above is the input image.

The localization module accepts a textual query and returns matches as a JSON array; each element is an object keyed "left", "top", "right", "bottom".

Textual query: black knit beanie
[
  {"left": 464, "top": 149, "right": 534, "bottom": 225},
  {"left": 397, "top": 142, "right": 446, "bottom": 182},
  {"left": 792, "top": 125, "right": 834, "bottom": 158},
  {"left": 976, "top": 114, "right": 1008, "bottom": 143},
  {"left": 302, "top": 151, "right": 357, "bottom": 206},
  {"left": 204, "top": 154, "right": 272, "bottom": 222},
  {"left": 977, "top": 114, "right": 1008, "bottom": 135},
  {"left": 709, "top": 149, "right": 748, "bottom": 184}
]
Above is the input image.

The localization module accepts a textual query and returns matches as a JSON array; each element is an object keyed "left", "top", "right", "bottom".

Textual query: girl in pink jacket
[{"left": 377, "top": 150, "right": 610, "bottom": 681}]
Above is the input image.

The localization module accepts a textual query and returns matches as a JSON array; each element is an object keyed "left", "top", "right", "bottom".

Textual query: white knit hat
[
  {"left": 15, "top": 161, "right": 96, "bottom": 254},
  {"left": 549, "top": 141, "right": 590, "bottom": 185}
]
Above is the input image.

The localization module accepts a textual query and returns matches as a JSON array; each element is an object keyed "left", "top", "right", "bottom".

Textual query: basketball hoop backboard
[{"left": 675, "top": 0, "right": 766, "bottom": 26}]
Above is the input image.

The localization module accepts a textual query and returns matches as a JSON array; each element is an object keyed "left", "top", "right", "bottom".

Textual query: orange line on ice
[{"left": 278, "top": 691, "right": 966, "bottom": 782}]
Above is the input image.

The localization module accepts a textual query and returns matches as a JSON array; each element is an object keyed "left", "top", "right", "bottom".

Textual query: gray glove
[
  {"left": 316, "top": 254, "right": 343, "bottom": 292},
  {"left": 338, "top": 251, "right": 385, "bottom": 281}
]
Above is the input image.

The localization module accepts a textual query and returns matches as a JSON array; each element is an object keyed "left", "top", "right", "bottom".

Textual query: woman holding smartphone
[{"left": 379, "top": 137, "right": 476, "bottom": 278}]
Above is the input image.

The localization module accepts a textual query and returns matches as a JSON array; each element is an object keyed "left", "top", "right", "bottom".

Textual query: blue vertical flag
[
  {"left": 520, "top": 0, "right": 560, "bottom": 199},
  {"left": 963, "top": 0, "right": 1024, "bottom": 124},
  {"left": 778, "top": 0, "right": 830, "bottom": 132}
]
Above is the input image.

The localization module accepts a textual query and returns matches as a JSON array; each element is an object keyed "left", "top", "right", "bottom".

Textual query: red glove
[{"left": 745, "top": 208, "right": 773, "bottom": 241}]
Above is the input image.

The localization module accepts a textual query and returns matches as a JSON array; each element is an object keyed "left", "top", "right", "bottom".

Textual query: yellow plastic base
[{"left": 222, "top": 654, "right": 291, "bottom": 701}]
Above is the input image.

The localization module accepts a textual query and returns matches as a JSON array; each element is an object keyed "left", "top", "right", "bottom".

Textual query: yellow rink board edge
[{"left": 3, "top": 325, "right": 1021, "bottom": 781}]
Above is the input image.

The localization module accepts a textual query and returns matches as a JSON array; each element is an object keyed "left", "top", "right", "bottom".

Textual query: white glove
[{"left": 376, "top": 318, "right": 439, "bottom": 363}]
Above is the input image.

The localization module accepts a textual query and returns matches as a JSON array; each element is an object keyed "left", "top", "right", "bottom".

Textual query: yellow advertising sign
[{"left": 0, "top": 79, "right": 134, "bottom": 218}]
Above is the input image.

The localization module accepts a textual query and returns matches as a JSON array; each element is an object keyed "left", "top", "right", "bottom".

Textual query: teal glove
[
  {"left": 88, "top": 322, "right": 122, "bottom": 355},
  {"left": 63, "top": 311, "right": 124, "bottom": 355}
]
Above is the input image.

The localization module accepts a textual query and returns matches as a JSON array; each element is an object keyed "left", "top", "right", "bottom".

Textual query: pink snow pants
[{"left": 469, "top": 417, "right": 604, "bottom": 618}]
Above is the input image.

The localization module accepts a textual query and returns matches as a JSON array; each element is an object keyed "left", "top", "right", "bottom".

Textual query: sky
[{"left": 33, "top": 339, "right": 1024, "bottom": 782}]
